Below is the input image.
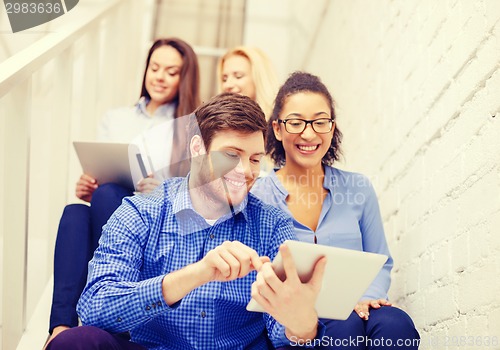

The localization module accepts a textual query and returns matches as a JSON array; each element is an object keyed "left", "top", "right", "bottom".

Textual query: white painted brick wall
[{"left": 302, "top": 0, "right": 500, "bottom": 346}]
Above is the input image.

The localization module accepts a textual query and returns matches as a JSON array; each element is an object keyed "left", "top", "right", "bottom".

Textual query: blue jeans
[
  {"left": 277, "top": 307, "right": 420, "bottom": 349},
  {"left": 49, "top": 183, "right": 133, "bottom": 333}
]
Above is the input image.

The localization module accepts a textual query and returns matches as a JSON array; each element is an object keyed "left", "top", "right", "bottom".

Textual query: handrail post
[
  {"left": 47, "top": 47, "right": 74, "bottom": 267},
  {"left": 1, "top": 79, "right": 31, "bottom": 350}
]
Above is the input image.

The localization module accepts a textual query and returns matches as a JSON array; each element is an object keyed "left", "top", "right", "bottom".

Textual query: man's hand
[
  {"left": 75, "top": 174, "right": 98, "bottom": 202},
  {"left": 354, "top": 299, "right": 393, "bottom": 320},
  {"left": 162, "top": 241, "right": 269, "bottom": 306},
  {"left": 198, "top": 241, "right": 270, "bottom": 283},
  {"left": 251, "top": 244, "right": 327, "bottom": 342}
]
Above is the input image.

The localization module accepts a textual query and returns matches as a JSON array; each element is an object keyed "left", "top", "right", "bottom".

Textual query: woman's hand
[
  {"left": 251, "top": 244, "right": 327, "bottom": 342},
  {"left": 75, "top": 174, "right": 98, "bottom": 202},
  {"left": 136, "top": 174, "right": 161, "bottom": 193},
  {"left": 354, "top": 299, "right": 393, "bottom": 320}
]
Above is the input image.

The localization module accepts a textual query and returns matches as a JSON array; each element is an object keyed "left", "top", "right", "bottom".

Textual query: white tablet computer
[
  {"left": 246, "top": 240, "right": 388, "bottom": 320},
  {"left": 73, "top": 141, "right": 134, "bottom": 189}
]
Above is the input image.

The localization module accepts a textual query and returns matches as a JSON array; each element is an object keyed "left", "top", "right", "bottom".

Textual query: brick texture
[{"left": 303, "top": 0, "right": 500, "bottom": 344}]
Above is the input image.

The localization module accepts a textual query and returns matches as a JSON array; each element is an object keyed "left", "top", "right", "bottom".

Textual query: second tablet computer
[{"left": 246, "top": 240, "right": 388, "bottom": 320}]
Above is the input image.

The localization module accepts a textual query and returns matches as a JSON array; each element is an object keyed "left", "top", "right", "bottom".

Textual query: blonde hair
[{"left": 217, "top": 46, "right": 279, "bottom": 120}]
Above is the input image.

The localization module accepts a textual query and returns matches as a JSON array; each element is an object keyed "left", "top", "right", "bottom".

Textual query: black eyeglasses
[{"left": 277, "top": 118, "right": 334, "bottom": 134}]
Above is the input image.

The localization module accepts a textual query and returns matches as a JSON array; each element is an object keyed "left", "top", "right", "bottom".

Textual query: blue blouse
[{"left": 251, "top": 166, "right": 393, "bottom": 300}]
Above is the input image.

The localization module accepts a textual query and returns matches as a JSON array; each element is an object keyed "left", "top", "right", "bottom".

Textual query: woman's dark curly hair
[{"left": 266, "top": 71, "right": 342, "bottom": 167}]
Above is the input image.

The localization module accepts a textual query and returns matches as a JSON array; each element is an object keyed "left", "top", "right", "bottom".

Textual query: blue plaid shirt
[{"left": 77, "top": 177, "right": 296, "bottom": 349}]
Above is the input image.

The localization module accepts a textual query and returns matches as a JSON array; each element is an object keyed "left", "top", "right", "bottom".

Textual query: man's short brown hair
[{"left": 191, "top": 92, "right": 267, "bottom": 151}]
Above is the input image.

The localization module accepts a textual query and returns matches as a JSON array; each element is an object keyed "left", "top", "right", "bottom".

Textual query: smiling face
[
  {"left": 190, "top": 130, "right": 265, "bottom": 215},
  {"left": 220, "top": 54, "right": 257, "bottom": 101},
  {"left": 145, "top": 45, "right": 183, "bottom": 113},
  {"left": 272, "top": 91, "right": 335, "bottom": 171}
]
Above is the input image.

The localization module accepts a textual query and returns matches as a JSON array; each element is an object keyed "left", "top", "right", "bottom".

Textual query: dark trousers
[
  {"left": 46, "top": 326, "right": 146, "bottom": 350},
  {"left": 49, "top": 183, "right": 133, "bottom": 333},
  {"left": 277, "top": 307, "right": 420, "bottom": 349},
  {"left": 46, "top": 326, "right": 273, "bottom": 350}
]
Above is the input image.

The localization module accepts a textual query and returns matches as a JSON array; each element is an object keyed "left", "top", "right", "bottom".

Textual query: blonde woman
[
  {"left": 218, "top": 46, "right": 279, "bottom": 176},
  {"left": 217, "top": 46, "right": 279, "bottom": 120}
]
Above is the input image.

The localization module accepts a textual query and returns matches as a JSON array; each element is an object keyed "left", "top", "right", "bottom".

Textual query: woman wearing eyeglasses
[{"left": 252, "top": 72, "right": 419, "bottom": 349}]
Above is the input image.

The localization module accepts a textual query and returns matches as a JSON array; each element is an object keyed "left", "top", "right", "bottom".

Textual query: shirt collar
[
  {"left": 268, "top": 165, "right": 337, "bottom": 195},
  {"left": 267, "top": 169, "right": 288, "bottom": 201},
  {"left": 171, "top": 176, "right": 194, "bottom": 215},
  {"left": 136, "top": 97, "right": 177, "bottom": 118},
  {"left": 323, "top": 165, "right": 336, "bottom": 190},
  {"left": 231, "top": 196, "right": 249, "bottom": 222}
]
